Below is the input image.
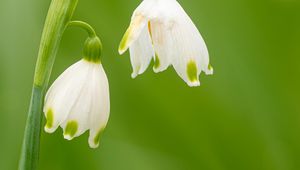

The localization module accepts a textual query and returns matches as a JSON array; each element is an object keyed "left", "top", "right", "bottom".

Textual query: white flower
[
  {"left": 119, "top": 0, "right": 213, "bottom": 87},
  {"left": 43, "top": 59, "right": 110, "bottom": 148}
]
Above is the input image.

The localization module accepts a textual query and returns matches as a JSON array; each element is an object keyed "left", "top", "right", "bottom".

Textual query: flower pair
[{"left": 44, "top": 0, "right": 212, "bottom": 148}]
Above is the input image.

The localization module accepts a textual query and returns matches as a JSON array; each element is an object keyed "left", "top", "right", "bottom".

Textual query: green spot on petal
[
  {"left": 187, "top": 60, "right": 198, "bottom": 82},
  {"left": 119, "top": 28, "right": 131, "bottom": 53},
  {"left": 64, "top": 121, "right": 78, "bottom": 138},
  {"left": 135, "top": 65, "right": 141, "bottom": 74},
  {"left": 94, "top": 128, "right": 105, "bottom": 145},
  {"left": 46, "top": 109, "right": 54, "bottom": 129},
  {"left": 208, "top": 64, "right": 213, "bottom": 71},
  {"left": 154, "top": 53, "right": 160, "bottom": 69}
]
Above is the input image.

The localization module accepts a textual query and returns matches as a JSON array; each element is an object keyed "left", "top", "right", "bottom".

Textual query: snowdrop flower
[
  {"left": 119, "top": 0, "right": 213, "bottom": 87},
  {"left": 44, "top": 35, "right": 110, "bottom": 148}
]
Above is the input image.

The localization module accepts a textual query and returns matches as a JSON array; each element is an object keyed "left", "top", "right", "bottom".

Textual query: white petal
[
  {"left": 60, "top": 63, "right": 96, "bottom": 140},
  {"left": 129, "top": 23, "right": 154, "bottom": 78},
  {"left": 149, "top": 20, "right": 173, "bottom": 73},
  {"left": 166, "top": 1, "right": 212, "bottom": 86},
  {"left": 119, "top": 14, "right": 148, "bottom": 55},
  {"left": 43, "top": 60, "right": 91, "bottom": 133},
  {"left": 118, "top": 0, "right": 159, "bottom": 54},
  {"left": 88, "top": 64, "right": 110, "bottom": 148}
]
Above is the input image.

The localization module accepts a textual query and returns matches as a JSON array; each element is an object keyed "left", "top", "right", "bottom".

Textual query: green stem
[
  {"left": 69, "top": 21, "right": 97, "bottom": 37},
  {"left": 19, "top": 0, "right": 78, "bottom": 170}
]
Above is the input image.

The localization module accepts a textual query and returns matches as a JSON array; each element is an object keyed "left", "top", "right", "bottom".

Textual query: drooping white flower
[
  {"left": 119, "top": 0, "right": 213, "bottom": 87},
  {"left": 43, "top": 33, "right": 110, "bottom": 148},
  {"left": 44, "top": 59, "right": 110, "bottom": 148}
]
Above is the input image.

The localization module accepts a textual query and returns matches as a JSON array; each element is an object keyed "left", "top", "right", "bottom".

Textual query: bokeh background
[{"left": 1, "top": 0, "right": 300, "bottom": 169}]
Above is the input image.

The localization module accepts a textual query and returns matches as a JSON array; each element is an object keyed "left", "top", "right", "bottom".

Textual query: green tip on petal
[
  {"left": 119, "top": 29, "right": 131, "bottom": 54},
  {"left": 64, "top": 121, "right": 78, "bottom": 140},
  {"left": 205, "top": 64, "right": 214, "bottom": 75},
  {"left": 187, "top": 60, "right": 198, "bottom": 83},
  {"left": 208, "top": 64, "right": 213, "bottom": 71},
  {"left": 131, "top": 64, "right": 141, "bottom": 78},
  {"left": 153, "top": 53, "right": 160, "bottom": 70},
  {"left": 94, "top": 128, "right": 105, "bottom": 146},
  {"left": 45, "top": 109, "right": 54, "bottom": 129}
]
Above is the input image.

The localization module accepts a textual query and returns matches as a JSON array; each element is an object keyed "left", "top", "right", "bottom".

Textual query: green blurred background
[{"left": 1, "top": 0, "right": 300, "bottom": 169}]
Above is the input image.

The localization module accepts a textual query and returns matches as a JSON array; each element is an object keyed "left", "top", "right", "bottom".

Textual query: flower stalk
[
  {"left": 19, "top": 0, "right": 78, "bottom": 169},
  {"left": 69, "top": 21, "right": 103, "bottom": 63}
]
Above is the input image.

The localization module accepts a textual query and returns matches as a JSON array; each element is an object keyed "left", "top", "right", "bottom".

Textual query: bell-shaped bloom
[
  {"left": 119, "top": 0, "right": 213, "bottom": 86},
  {"left": 43, "top": 59, "right": 110, "bottom": 148}
]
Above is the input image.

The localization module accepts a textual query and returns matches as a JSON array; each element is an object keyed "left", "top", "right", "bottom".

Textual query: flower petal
[
  {"left": 44, "top": 60, "right": 91, "bottom": 133},
  {"left": 167, "top": 1, "right": 212, "bottom": 86},
  {"left": 129, "top": 22, "right": 154, "bottom": 78},
  {"left": 88, "top": 64, "right": 110, "bottom": 148},
  {"left": 149, "top": 20, "right": 173, "bottom": 73},
  {"left": 119, "top": 14, "right": 148, "bottom": 55},
  {"left": 60, "top": 63, "right": 97, "bottom": 140}
]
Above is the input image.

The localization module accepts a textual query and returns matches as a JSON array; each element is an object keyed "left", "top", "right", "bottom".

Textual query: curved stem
[
  {"left": 68, "top": 20, "right": 103, "bottom": 63},
  {"left": 19, "top": 0, "right": 78, "bottom": 169},
  {"left": 69, "top": 21, "right": 97, "bottom": 37}
]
